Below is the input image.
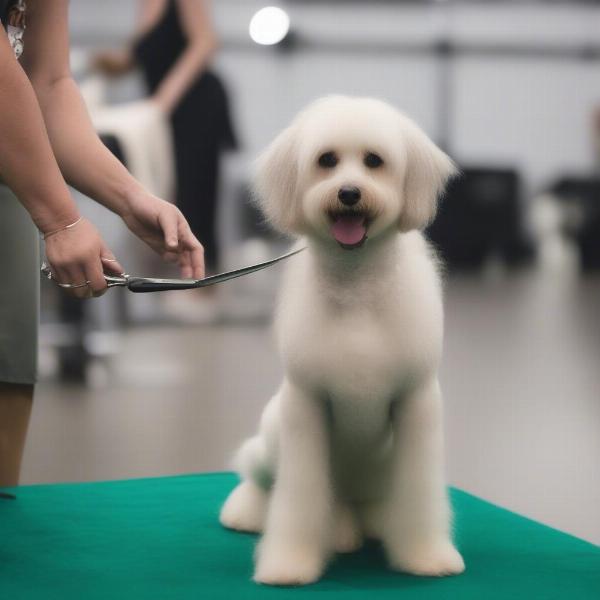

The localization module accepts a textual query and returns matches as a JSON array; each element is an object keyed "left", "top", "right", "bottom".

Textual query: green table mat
[{"left": 1, "top": 472, "right": 599, "bottom": 599}]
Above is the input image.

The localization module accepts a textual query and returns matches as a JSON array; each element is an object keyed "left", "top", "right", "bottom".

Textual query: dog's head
[{"left": 255, "top": 96, "right": 456, "bottom": 249}]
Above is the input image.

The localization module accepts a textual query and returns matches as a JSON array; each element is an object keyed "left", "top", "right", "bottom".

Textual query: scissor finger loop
[
  {"left": 104, "top": 274, "right": 130, "bottom": 288},
  {"left": 41, "top": 262, "right": 128, "bottom": 288}
]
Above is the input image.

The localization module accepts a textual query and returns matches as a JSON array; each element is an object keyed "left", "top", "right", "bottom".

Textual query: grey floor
[{"left": 21, "top": 268, "right": 600, "bottom": 545}]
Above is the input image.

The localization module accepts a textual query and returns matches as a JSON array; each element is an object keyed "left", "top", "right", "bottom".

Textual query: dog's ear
[
  {"left": 398, "top": 124, "right": 457, "bottom": 232},
  {"left": 254, "top": 124, "right": 301, "bottom": 233}
]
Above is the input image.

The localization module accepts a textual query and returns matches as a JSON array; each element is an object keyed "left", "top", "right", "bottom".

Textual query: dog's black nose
[{"left": 338, "top": 186, "right": 361, "bottom": 206}]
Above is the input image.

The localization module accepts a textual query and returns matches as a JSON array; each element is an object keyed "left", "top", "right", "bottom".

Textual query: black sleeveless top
[
  {"left": 133, "top": 0, "right": 237, "bottom": 150},
  {"left": 133, "top": 0, "right": 187, "bottom": 94}
]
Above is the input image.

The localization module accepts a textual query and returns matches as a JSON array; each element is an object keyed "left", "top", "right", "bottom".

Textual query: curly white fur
[{"left": 220, "top": 96, "right": 465, "bottom": 586}]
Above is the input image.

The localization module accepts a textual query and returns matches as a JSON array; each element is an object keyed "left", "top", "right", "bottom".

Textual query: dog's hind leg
[
  {"left": 220, "top": 478, "right": 268, "bottom": 533},
  {"left": 220, "top": 396, "right": 279, "bottom": 533},
  {"left": 220, "top": 436, "right": 271, "bottom": 532}
]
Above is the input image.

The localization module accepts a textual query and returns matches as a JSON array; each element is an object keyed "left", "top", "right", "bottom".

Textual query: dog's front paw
[
  {"left": 386, "top": 539, "right": 465, "bottom": 577},
  {"left": 254, "top": 540, "right": 325, "bottom": 586}
]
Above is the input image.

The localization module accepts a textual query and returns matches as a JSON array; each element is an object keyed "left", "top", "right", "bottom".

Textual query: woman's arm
[
  {"left": 152, "top": 0, "right": 218, "bottom": 113},
  {"left": 0, "top": 28, "right": 122, "bottom": 298},
  {"left": 22, "top": 0, "right": 204, "bottom": 278},
  {"left": 93, "top": 0, "right": 164, "bottom": 76},
  {"left": 0, "top": 30, "right": 78, "bottom": 233}
]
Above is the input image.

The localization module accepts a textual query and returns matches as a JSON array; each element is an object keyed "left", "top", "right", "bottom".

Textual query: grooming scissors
[{"left": 41, "top": 247, "right": 305, "bottom": 293}]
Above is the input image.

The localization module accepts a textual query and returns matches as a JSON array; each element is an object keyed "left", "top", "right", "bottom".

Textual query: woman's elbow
[
  {"left": 189, "top": 29, "right": 219, "bottom": 61},
  {"left": 201, "top": 30, "right": 219, "bottom": 60},
  {"left": 208, "top": 31, "right": 219, "bottom": 54}
]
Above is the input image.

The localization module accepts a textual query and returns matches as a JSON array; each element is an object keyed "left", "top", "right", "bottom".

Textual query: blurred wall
[{"left": 70, "top": 1, "right": 600, "bottom": 191}]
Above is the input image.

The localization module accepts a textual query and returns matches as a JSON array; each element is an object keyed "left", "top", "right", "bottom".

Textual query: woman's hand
[
  {"left": 120, "top": 190, "right": 205, "bottom": 279},
  {"left": 44, "top": 218, "right": 124, "bottom": 299}
]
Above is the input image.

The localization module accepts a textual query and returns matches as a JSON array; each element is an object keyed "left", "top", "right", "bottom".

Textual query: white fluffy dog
[{"left": 220, "top": 96, "right": 465, "bottom": 585}]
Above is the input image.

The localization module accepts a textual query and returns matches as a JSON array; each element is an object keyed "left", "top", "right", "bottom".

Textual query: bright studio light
[{"left": 249, "top": 7, "right": 290, "bottom": 46}]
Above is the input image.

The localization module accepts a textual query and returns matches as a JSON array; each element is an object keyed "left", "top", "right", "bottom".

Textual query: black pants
[
  {"left": 173, "top": 138, "right": 220, "bottom": 272},
  {"left": 170, "top": 73, "right": 237, "bottom": 273}
]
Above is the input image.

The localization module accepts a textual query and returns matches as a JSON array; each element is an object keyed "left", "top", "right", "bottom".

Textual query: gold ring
[{"left": 57, "top": 281, "right": 91, "bottom": 289}]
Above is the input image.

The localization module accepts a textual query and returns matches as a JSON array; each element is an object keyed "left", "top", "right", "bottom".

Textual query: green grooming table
[{"left": 1, "top": 473, "right": 598, "bottom": 599}]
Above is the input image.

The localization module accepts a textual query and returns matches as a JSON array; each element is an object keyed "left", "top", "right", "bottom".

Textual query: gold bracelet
[{"left": 41, "top": 216, "right": 84, "bottom": 240}]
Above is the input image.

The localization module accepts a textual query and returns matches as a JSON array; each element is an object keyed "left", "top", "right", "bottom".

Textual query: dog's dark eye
[
  {"left": 318, "top": 151, "right": 338, "bottom": 169},
  {"left": 364, "top": 152, "right": 384, "bottom": 169}
]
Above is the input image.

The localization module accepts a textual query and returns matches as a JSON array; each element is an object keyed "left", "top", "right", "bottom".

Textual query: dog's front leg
[
  {"left": 254, "top": 381, "right": 332, "bottom": 586},
  {"left": 382, "top": 377, "right": 465, "bottom": 577}
]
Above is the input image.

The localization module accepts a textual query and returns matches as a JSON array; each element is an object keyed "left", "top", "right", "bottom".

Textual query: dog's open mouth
[{"left": 328, "top": 211, "right": 370, "bottom": 249}]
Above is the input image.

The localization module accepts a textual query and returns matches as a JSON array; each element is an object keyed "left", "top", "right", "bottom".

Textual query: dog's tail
[{"left": 234, "top": 436, "right": 274, "bottom": 490}]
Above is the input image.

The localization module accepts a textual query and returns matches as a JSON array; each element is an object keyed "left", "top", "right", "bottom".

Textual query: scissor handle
[{"left": 126, "top": 277, "right": 199, "bottom": 293}]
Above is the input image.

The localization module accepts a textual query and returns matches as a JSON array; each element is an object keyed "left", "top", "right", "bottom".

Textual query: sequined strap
[
  {"left": 6, "top": 0, "right": 25, "bottom": 59},
  {"left": 7, "top": 0, "right": 25, "bottom": 29}
]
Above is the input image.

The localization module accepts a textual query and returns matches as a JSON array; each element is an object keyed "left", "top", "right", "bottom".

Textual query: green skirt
[{"left": 0, "top": 185, "right": 39, "bottom": 384}]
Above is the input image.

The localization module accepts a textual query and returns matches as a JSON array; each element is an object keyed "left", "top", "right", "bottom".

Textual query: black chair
[
  {"left": 550, "top": 176, "right": 600, "bottom": 271},
  {"left": 427, "top": 166, "right": 534, "bottom": 271}
]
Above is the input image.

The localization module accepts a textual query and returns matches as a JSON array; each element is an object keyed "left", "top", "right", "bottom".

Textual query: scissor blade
[
  {"left": 126, "top": 247, "right": 306, "bottom": 293},
  {"left": 194, "top": 246, "right": 306, "bottom": 287}
]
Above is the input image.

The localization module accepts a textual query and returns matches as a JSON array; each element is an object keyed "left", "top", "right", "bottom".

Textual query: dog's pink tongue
[{"left": 331, "top": 215, "right": 366, "bottom": 246}]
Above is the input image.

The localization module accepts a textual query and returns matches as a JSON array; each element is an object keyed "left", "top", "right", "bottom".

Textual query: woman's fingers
[
  {"left": 179, "top": 250, "right": 193, "bottom": 279},
  {"left": 52, "top": 263, "right": 72, "bottom": 292},
  {"left": 84, "top": 259, "right": 109, "bottom": 298},
  {"left": 63, "top": 264, "right": 95, "bottom": 299},
  {"left": 178, "top": 220, "right": 205, "bottom": 279},
  {"left": 100, "top": 245, "right": 125, "bottom": 275},
  {"left": 158, "top": 208, "right": 180, "bottom": 252},
  {"left": 91, "top": 243, "right": 124, "bottom": 296},
  {"left": 188, "top": 242, "right": 205, "bottom": 279},
  {"left": 53, "top": 255, "right": 110, "bottom": 298}
]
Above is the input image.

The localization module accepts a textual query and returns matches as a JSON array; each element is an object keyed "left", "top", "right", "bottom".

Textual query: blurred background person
[{"left": 94, "top": 1, "right": 238, "bottom": 314}]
